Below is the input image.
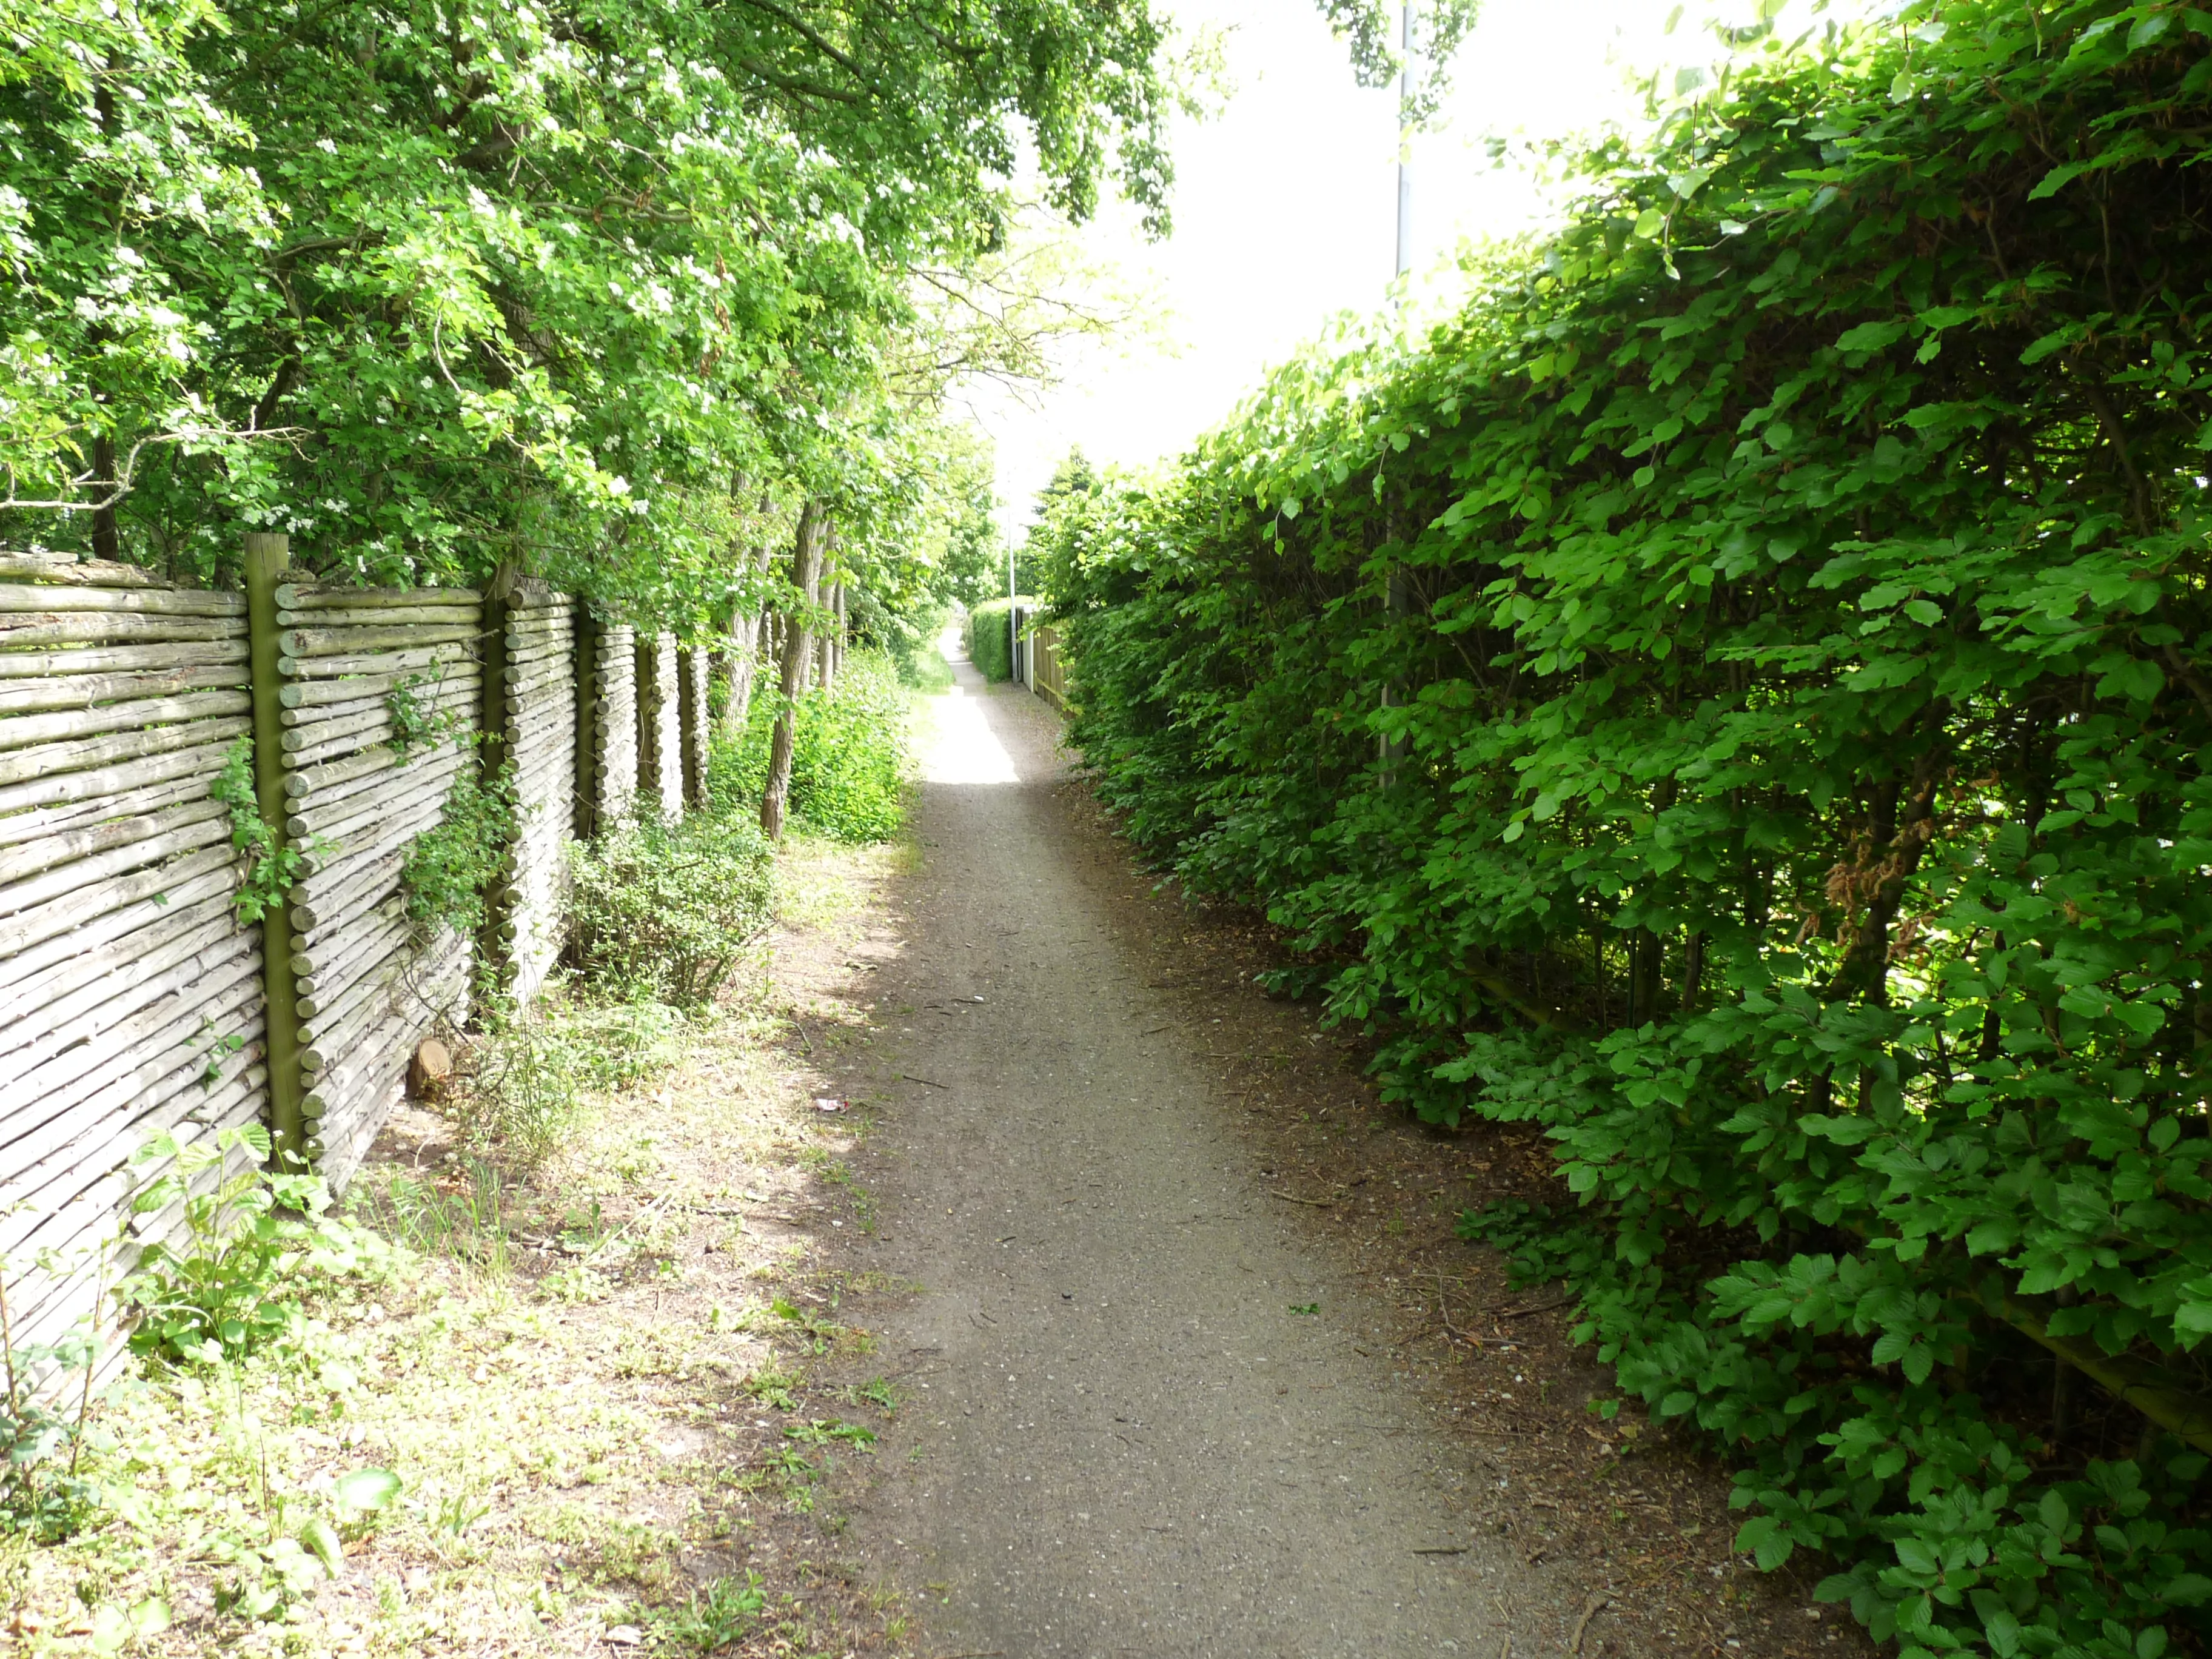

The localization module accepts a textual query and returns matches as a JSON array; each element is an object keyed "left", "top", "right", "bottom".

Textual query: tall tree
[{"left": 760, "top": 498, "right": 828, "bottom": 840}]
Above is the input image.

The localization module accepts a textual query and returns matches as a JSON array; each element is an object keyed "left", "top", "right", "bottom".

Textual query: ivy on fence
[
  {"left": 209, "top": 738, "right": 312, "bottom": 926},
  {"left": 399, "top": 767, "right": 519, "bottom": 946}
]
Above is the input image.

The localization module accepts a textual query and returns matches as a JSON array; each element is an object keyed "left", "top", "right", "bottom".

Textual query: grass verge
[{"left": 4, "top": 839, "right": 916, "bottom": 1659}]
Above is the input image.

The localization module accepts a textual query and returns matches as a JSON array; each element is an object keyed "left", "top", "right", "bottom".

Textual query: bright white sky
[{"left": 962, "top": 0, "right": 1806, "bottom": 538}]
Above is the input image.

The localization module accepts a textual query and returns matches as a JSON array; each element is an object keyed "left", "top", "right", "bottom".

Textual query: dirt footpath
[{"left": 820, "top": 654, "right": 1583, "bottom": 1658}]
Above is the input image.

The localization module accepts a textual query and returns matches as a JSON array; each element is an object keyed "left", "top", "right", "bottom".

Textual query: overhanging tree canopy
[{"left": 0, "top": 0, "right": 1171, "bottom": 614}]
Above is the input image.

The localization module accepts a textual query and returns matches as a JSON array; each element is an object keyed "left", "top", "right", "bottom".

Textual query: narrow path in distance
[{"left": 826, "top": 645, "right": 1581, "bottom": 1658}]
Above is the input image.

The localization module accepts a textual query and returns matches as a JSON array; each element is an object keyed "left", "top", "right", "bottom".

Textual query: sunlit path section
[
  {"left": 920, "top": 633, "right": 1021, "bottom": 786},
  {"left": 920, "top": 686, "right": 1022, "bottom": 786}
]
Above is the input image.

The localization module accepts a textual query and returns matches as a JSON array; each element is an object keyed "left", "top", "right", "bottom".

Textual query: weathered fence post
[
  {"left": 478, "top": 561, "right": 517, "bottom": 995},
  {"left": 678, "top": 646, "right": 709, "bottom": 808},
  {"left": 635, "top": 631, "right": 658, "bottom": 816},
  {"left": 495, "top": 580, "right": 575, "bottom": 1010},
  {"left": 635, "top": 632, "right": 684, "bottom": 819},
  {"left": 244, "top": 531, "right": 307, "bottom": 1165},
  {"left": 573, "top": 610, "right": 602, "bottom": 842}
]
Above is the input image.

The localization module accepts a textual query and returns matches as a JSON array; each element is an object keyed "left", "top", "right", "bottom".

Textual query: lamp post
[
  {"left": 1396, "top": 0, "right": 1414, "bottom": 283},
  {"left": 1382, "top": 0, "right": 1415, "bottom": 782}
]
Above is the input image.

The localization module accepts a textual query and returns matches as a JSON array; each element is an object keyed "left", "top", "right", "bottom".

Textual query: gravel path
[{"left": 832, "top": 649, "right": 1580, "bottom": 1658}]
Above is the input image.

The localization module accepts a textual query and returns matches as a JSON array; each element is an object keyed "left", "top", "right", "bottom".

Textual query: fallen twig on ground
[
  {"left": 1490, "top": 1292, "right": 1575, "bottom": 1319},
  {"left": 1571, "top": 1591, "right": 1612, "bottom": 1655}
]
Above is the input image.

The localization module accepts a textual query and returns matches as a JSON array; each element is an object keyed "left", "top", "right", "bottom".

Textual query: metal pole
[
  {"left": 1396, "top": 0, "right": 1415, "bottom": 283},
  {"left": 1007, "top": 533, "right": 1017, "bottom": 682},
  {"left": 1381, "top": 0, "right": 1416, "bottom": 785}
]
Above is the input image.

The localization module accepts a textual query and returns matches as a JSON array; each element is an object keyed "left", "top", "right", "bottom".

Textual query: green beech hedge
[
  {"left": 965, "top": 597, "right": 1039, "bottom": 682},
  {"left": 1037, "top": 6, "right": 2212, "bottom": 1656}
]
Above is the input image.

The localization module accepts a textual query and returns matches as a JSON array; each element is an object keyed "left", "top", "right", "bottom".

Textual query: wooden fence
[
  {"left": 1011, "top": 604, "right": 1070, "bottom": 712},
  {"left": 279, "top": 577, "right": 484, "bottom": 1185},
  {"left": 0, "top": 537, "right": 732, "bottom": 1356},
  {"left": 0, "top": 555, "right": 260, "bottom": 1362},
  {"left": 1029, "top": 621, "right": 1070, "bottom": 712}
]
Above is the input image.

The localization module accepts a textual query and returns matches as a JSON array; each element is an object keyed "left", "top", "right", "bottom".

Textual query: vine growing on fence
[
  {"left": 1037, "top": 5, "right": 2212, "bottom": 1657},
  {"left": 399, "top": 768, "right": 518, "bottom": 945},
  {"left": 385, "top": 669, "right": 467, "bottom": 762},
  {"left": 209, "top": 738, "right": 310, "bottom": 926}
]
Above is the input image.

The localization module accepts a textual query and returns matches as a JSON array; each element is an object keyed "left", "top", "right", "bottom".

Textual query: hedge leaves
[{"left": 1040, "top": 5, "right": 2212, "bottom": 1655}]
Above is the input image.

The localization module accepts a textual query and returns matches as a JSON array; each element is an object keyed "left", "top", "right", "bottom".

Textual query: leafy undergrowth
[
  {"left": 2, "top": 835, "right": 916, "bottom": 1658},
  {"left": 712, "top": 652, "right": 916, "bottom": 844}
]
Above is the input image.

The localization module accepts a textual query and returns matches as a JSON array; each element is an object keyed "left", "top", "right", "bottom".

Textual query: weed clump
[
  {"left": 463, "top": 994, "right": 688, "bottom": 1169},
  {"left": 117, "top": 1124, "right": 392, "bottom": 1367}
]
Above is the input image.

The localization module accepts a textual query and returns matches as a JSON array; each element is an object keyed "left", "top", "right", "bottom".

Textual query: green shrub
[
  {"left": 712, "top": 649, "right": 911, "bottom": 842},
  {"left": 1044, "top": 9, "right": 2212, "bottom": 1658},
  {"left": 964, "top": 597, "right": 1036, "bottom": 683},
  {"left": 566, "top": 812, "right": 773, "bottom": 1007}
]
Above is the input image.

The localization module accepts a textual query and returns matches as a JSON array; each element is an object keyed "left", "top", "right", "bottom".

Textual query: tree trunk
[
  {"left": 723, "top": 539, "right": 779, "bottom": 740},
  {"left": 760, "top": 500, "right": 826, "bottom": 840}
]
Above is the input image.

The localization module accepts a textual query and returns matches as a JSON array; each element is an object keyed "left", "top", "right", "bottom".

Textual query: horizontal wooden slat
[
  {"left": 0, "top": 876, "right": 237, "bottom": 1029},
  {"left": 0, "top": 796, "right": 228, "bottom": 890},
  {"left": 0, "top": 555, "right": 175, "bottom": 590},
  {"left": 0, "top": 805, "right": 231, "bottom": 932},
  {"left": 278, "top": 605, "right": 479, "bottom": 629},
  {"left": 0, "top": 689, "right": 251, "bottom": 754},
  {"left": 0, "top": 663, "right": 249, "bottom": 717},
  {"left": 280, "top": 623, "right": 479, "bottom": 658},
  {"left": 0, "top": 773, "right": 206, "bottom": 854},
  {"left": 276, "top": 585, "right": 481, "bottom": 609},
  {"left": 276, "top": 655, "right": 480, "bottom": 708},
  {"left": 0, "top": 846, "right": 234, "bottom": 991},
  {"left": 0, "top": 586, "right": 241, "bottom": 618},
  {"left": 0, "top": 640, "right": 246, "bottom": 680},
  {"left": 287, "top": 748, "right": 466, "bottom": 841},
  {"left": 0, "top": 939, "right": 261, "bottom": 1138},
  {"left": 0, "top": 613, "right": 241, "bottom": 647},
  {"left": 0, "top": 908, "right": 247, "bottom": 1094},
  {"left": 0, "top": 716, "right": 249, "bottom": 792},
  {"left": 0, "top": 732, "right": 234, "bottom": 820},
  {"left": 280, "top": 641, "right": 478, "bottom": 682}
]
